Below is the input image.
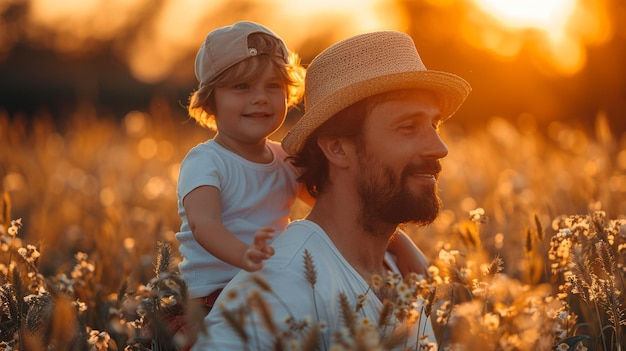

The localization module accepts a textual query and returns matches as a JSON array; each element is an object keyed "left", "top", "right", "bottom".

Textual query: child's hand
[
  {"left": 388, "top": 230, "right": 429, "bottom": 277},
  {"left": 241, "top": 227, "right": 276, "bottom": 272}
]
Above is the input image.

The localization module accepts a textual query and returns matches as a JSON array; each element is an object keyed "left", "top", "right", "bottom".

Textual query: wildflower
[
  {"left": 87, "top": 328, "right": 111, "bottom": 351},
  {"left": 472, "top": 280, "right": 490, "bottom": 298},
  {"left": 555, "top": 342, "right": 569, "bottom": 350},
  {"left": 358, "top": 317, "right": 372, "bottom": 327},
  {"left": 438, "top": 249, "right": 459, "bottom": 265},
  {"left": 51, "top": 273, "right": 76, "bottom": 295},
  {"left": 482, "top": 312, "right": 499, "bottom": 332},
  {"left": 406, "top": 308, "right": 420, "bottom": 325},
  {"left": 74, "top": 299, "right": 88, "bottom": 313},
  {"left": 75, "top": 251, "right": 89, "bottom": 261},
  {"left": 556, "top": 289, "right": 568, "bottom": 300},
  {"left": 385, "top": 273, "right": 402, "bottom": 288},
  {"left": 17, "top": 244, "right": 40, "bottom": 263},
  {"left": 418, "top": 336, "right": 437, "bottom": 351},
  {"left": 395, "top": 282, "right": 410, "bottom": 301},
  {"left": 159, "top": 295, "right": 177, "bottom": 308},
  {"left": 71, "top": 254, "right": 96, "bottom": 282},
  {"left": 370, "top": 274, "right": 383, "bottom": 289},
  {"left": 0, "top": 261, "right": 16, "bottom": 278},
  {"left": 469, "top": 207, "right": 487, "bottom": 223},
  {"left": 7, "top": 218, "right": 22, "bottom": 237},
  {"left": 436, "top": 301, "right": 452, "bottom": 324},
  {"left": 499, "top": 333, "right": 523, "bottom": 350}
]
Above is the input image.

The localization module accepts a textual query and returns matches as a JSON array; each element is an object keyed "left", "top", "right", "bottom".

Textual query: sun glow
[
  {"left": 21, "top": 0, "right": 401, "bottom": 82},
  {"left": 472, "top": 0, "right": 573, "bottom": 30},
  {"left": 3, "top": 0, "right": 615, "bottom": 81},
  {"left": 464, "top": 0, "right": 613, "bottom": 75}
]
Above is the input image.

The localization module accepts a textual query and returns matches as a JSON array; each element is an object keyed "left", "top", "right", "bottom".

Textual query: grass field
[{"left": 1, "top": 98, "right": 624, "bottom": 350}]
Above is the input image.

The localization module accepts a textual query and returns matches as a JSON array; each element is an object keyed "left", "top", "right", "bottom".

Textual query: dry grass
[{"left": 1, "top": 97, "right": 625, "bottom": 350}]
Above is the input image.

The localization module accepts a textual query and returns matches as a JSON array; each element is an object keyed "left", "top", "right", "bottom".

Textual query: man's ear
[{"left": 317, "top": 136, "right": 351, "bottom": 168}]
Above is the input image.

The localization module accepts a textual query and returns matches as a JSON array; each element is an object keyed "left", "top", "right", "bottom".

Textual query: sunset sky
[{"left": 1, "top": 0, "right": 625, "bottom": 133}]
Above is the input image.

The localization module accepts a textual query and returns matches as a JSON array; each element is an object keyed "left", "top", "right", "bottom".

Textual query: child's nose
[{"left": 251, "top": 87, "right": 269, "bottom": 104}]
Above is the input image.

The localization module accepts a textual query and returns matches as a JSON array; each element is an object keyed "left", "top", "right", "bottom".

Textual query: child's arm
[
  {"left": 183, "top": 185, "right": 274, "bottom": 272},
  {"left": 387, "top": 229, "right": 430, "bottom": 277}
]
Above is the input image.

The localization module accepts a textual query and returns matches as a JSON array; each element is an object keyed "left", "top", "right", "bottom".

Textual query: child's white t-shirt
[{"left": 176, "top": 139, "right": 300, "bottom": 298}]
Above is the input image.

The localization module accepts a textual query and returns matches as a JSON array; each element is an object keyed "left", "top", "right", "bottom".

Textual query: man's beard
[{"left": 356, "top": 151, "right": 442, "bottom": 234}]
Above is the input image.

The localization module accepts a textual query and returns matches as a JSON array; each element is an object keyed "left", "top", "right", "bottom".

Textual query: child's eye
[
  {"left": 233, "top": 83, "right": 249, "bottom": 89},
  {"left": 268, "top": 81, "right": 285, "bottom": 89}
]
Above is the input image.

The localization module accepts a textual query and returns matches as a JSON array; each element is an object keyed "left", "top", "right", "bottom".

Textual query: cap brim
[{"left": 282, "top": 70, "right": 471, "bottom": 156}]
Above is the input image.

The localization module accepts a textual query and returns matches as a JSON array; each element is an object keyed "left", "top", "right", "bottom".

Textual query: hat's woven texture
[{"left": 282, "top": 31, "right": 471, "bottom": 156}]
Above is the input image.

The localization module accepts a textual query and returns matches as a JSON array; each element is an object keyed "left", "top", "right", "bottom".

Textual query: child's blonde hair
[{"left": 188, "top": 33, "right": 305, "bottom": 131}]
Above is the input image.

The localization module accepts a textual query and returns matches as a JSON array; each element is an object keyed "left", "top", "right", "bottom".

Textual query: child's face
[{"left": 212, "top": 64, "right": 288, "bottom": 145}]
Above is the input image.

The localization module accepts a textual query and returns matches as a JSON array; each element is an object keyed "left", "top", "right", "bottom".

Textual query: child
[
  {"left": 177, "top": 21, "right": 309, "bottom": 313},
  {"left": 176, "top": 21, "right": 429, "bottom": 314}
]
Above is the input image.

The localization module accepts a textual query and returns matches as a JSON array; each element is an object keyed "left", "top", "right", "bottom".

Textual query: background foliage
[{"left": 1, "top": 96, "right": 625, "bottom": 350}]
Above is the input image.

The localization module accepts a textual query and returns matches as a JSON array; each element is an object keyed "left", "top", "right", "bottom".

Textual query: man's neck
[{"left": 307, "top": 196, "right": 395, "bottom": 283}]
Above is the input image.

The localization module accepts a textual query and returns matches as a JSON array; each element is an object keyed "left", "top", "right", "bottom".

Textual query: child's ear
[{"left": 317, "top": 136, "right": 350, "bottom": 168}]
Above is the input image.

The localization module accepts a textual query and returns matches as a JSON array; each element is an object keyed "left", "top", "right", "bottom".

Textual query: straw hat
[{"left": 281, "top": 30, "right": 471, "bottom": 156}]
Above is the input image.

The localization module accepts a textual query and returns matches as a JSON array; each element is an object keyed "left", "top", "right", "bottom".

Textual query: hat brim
[{"left": 282, "top": 70, "right": 471, "bottom": 156}]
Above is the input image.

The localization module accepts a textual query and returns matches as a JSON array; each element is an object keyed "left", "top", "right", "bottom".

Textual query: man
[{"left": 191, "top": 30, "right": 471, "bottom": 350}]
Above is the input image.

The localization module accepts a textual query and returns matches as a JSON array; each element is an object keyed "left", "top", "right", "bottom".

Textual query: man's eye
[{"left": 398, "top": 124, "right": 416, "bottom": 131}]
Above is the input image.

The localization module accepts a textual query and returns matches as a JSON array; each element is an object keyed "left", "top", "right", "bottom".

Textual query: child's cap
[{"left": 194, "top": 21, "right": 288, "bottom": 85}]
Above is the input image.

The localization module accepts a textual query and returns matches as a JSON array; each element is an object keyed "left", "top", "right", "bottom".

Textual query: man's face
[{"left": 354, "top": 89, "right": 448, "bottom": 233}]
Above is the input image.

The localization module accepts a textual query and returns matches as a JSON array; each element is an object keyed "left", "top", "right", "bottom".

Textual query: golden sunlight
[
  {"left": 28, "top": 0, "right": 149, "bottom": 46},
  {"left": 463, "top": 0, "right": 613, "bottom": 75},
  {"left": 471, "top": 0, "right": 574, "bottom": 31},
  {"left": 127, "top": 0, "right": 402, "bottom": 82},
  {"left": 278, "top": 0, "right": 388, "bottom": 32},
  {"left": 13, "top": 0, "right": 615, "bottom": 81}
]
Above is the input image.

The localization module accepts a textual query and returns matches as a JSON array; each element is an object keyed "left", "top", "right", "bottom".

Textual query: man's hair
[
  {"left": 289, "top": 98, "right": 371, "bottom": 197},
  {"left": 187, "top": 33, "right": 305, "bottom": 131}
]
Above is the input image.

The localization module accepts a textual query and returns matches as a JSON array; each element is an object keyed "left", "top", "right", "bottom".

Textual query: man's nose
[{"left": 422, "top": 132, "right": 448, "bottom": 159}]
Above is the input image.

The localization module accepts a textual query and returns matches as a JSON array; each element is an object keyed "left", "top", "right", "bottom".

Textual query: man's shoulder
[
  {"left": 268, "top": 220, "right": 329, "bottom": 264},
  {"left": 214, "top": 222, "right": 326, "bottom": 303}
]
